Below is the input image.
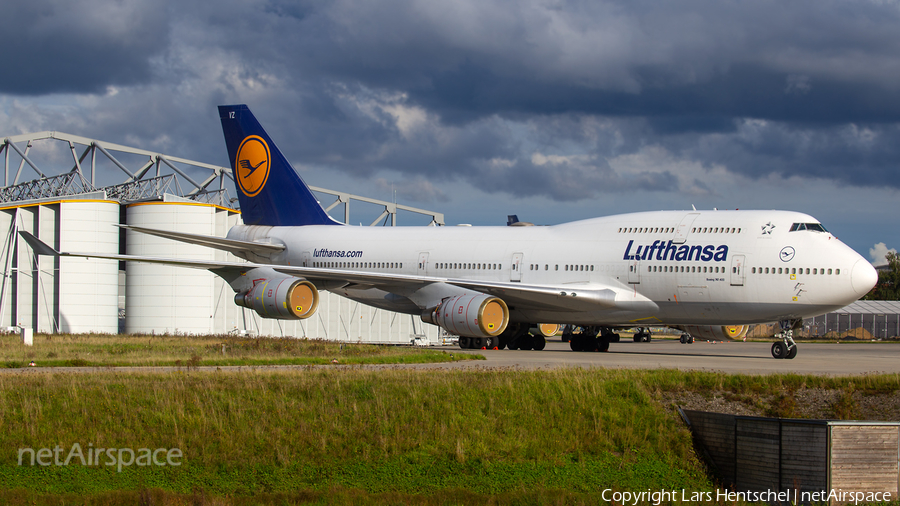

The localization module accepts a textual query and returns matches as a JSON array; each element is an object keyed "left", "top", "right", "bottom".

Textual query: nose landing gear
[{"left": 772, "top": 319, "right": 799, "bottom": 359}]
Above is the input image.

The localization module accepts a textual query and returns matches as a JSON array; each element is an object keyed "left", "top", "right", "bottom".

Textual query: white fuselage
[{"left": 228, "top": 209, "right": 875, "bottom": 327}]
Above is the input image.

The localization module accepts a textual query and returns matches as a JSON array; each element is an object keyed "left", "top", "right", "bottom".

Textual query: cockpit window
[{"left": 789, "top": 223, "right": 828, "bottom": 233}]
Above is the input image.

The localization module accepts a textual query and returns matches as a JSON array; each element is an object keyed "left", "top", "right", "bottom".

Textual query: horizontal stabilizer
[{"left": 18, "top": 232, "right": 60, "bottom": 256}]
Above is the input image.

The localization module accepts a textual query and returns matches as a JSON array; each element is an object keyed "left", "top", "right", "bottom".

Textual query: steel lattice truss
[
  {"left": 0, "top": 170, "right": 95, "bottom": 202},
  {"left": 0, "top": 130, "right": 444, "bottom": 225},
  {"left": 0, "top": 131, "right": 235, "bottom": 207}
]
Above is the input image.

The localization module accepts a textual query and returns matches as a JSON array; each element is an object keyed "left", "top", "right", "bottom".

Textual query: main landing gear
[
  {"left": 458, "top": 323, "right": 546, "bottom": 350},
  {"left": 771, "top": 319, "right": 799, "bottom": 359},
  {"left": 679, "top": 333, "right": 694, "bottom": 344},
  {"left": 633, "top": 327, "right": 652, "bottom": 342},
  {"left": 566, "top": 326, "right": 619, "bottom": 352}
]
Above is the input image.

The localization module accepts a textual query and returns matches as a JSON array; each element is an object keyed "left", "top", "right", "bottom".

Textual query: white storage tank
[
  {"left": 0, "top": 196, "right": 119, "bottom": 333},
  {"left": 58, "top": 200, "right": 120, "bottom": 333},
  {"left": 125, "top": 195, "right": 235, "bottom": 334}
]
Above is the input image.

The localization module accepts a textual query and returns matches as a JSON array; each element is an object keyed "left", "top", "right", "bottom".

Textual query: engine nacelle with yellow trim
[
  {"left": 235, "top": 277, "right": 319, "bottom": 320},
  {"left": 679, "top": 325, "right": 750, "bottom": 341},
  {"left": 423, "top": 294, "right": 509, "bottom": 339}
]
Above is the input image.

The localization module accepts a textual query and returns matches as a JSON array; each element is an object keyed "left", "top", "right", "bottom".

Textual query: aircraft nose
[{"left": 850, "top": 259, "right": 878, "bottom": 297}]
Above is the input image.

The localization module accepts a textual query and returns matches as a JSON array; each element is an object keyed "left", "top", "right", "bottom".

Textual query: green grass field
[
  {"left": 0, "top": 368, "right": 716, "bottom": 505},
  {"left": 0, "top": 333, "right": 477, "bottom": 368},
  {"left": 0, "top": 358, "right": 897, "bottom": 505}
]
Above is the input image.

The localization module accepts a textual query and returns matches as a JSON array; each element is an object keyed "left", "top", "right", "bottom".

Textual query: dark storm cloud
[
  {"left": 4, "top": 0, "right": 900, "bottom": 205},
  {"left": 250, "top": 0, "right": 900, "bottom": 124},
  {"left": 679, "top": 121, "right": 900, "bottom": 187},
  {"left": 0, "top": 0, "right": 169, "bottom": 95}
]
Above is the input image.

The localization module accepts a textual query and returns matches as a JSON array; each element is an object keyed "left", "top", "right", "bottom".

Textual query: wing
[
  {"left": 114, "top": 225, "right": 285, "bottom": 256},
  {"left": 18, "top": 231, "right": 654, "bottom": 313}
]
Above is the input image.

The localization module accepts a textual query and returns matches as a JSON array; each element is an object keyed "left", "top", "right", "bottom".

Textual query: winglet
[{"left": 18, "top": 232, "right": 61, "bottom": 256}]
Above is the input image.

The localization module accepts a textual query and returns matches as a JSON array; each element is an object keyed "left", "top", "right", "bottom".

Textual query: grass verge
[
  {"left": 0, "top": 368, "right": 712, "bottom": 504},
  {"left": 0, "top": 334, "right": 478, "bottom": 367},
  {"left": 2, "top": 369, "right": 897, "bottom": 504}
]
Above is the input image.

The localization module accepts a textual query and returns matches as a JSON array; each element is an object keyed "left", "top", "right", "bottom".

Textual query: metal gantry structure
[
  {"left": 1, "top": 131, "right": 234, "bottom": 206},
  {"left": 0, "top": 131, "right": 444, "bottom": 225}
]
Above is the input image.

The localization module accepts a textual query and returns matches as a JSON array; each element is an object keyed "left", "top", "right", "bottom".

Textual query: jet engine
[
  {"left": 423, "top": 294, "right": 509, "bottom": 338},
  {"left": 678, "top": 325, "right": 750, "bottom": 341},
  {"left": 235, "top": 277, "right": 319, "bottom": 320}
]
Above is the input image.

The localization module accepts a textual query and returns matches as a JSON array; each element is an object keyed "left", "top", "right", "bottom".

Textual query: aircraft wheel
[
  {"left": 531, "top": 333, "right": 546, "bottom": 351},
  {"left": 584, "top": 336, "right": 599, "bottom": 352},
  {"left": 634, "top": 334, "right": 642, "bottom": 343},
  {"left": 771, "top": 342, "right": 787, "bottom": 359},
  {"left": 688, "top": 335, "right": 694, "bottom": 344},
  {"left": 569, "top": 336, "right": 582, "bottom": 352},
  {"left": 644, "top": 332, "right": 652, "bottom": 342},
  {"left": 679, "top": 335, "right": 686, "bottom": 344},
  {"left": 785, "top": 345, "right": 798, "bottom": 359},
  {"left": 459, "top": 337, "right": 471, "bottom": 349},
  {"left": 485, "top": 336, "right": 499, "bottom": 350}
]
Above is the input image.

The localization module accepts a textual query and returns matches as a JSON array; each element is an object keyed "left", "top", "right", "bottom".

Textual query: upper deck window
[{"left": 789, "top": 223, "right": 829, "bottom": 233}]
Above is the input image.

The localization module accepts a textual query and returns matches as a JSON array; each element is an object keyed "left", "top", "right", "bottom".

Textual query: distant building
[{"left": 803, "top": 300, "right": 900, "bottom": 339}]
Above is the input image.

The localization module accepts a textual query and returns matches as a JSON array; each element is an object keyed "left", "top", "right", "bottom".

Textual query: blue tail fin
[{"left": 219, "top": 105, "right": 341, "bottom": 227}]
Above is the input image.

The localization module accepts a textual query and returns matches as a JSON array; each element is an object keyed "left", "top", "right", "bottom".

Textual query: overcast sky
[{"left": 1, "top": 0, "right": 898, "bottom": 262}]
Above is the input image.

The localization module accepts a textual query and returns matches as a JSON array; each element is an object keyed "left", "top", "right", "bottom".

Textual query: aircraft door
[
  {"left": 418, "top": 252, "right": 429, "bottom": 276},
  {"left": 301, "top": 251, "right": 311, "bottom": 267},
  {"left": 730, "top": 254, "right": 745, "bottom": 286},
  {"left": 510, "top": 253, "right": 523, "bottom": 282},
  {"left": 673, "top": 213, "right": 699, "bottom": 244},
  {"left": 628, "top": 258, "right": 641, "bottom": 284}
]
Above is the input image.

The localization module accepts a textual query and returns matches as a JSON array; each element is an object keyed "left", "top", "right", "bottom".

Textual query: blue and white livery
[{"left": 19, "top": 105, "right": 878, "bottom": 360}]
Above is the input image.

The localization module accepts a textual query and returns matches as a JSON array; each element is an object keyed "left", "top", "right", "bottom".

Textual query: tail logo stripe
[{"left": 235, "top": 135, "right": 271, "bottom": 197}]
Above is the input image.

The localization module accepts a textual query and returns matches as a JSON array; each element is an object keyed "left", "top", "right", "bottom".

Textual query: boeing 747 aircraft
[{"left": 20, "top": 105, "right": 878, "bottom": 359}]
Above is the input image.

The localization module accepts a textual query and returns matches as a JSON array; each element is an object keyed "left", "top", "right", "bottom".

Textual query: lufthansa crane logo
[
  {"left": 235, "top": 135, "right": 270, "bottom": 197},
  {"left": 780, "top": 246, "right": 796, "bottom": 262}
]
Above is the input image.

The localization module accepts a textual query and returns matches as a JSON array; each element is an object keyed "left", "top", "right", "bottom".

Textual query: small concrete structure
[{"left": 681, "top": 409, "right": 899, "bottom": 505}]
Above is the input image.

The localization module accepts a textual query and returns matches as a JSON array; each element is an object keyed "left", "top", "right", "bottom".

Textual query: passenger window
[
  {"left": 828, "top": 268, "right": 832, "bottom": 275},
  {"left": 752, "top": 267, "right": 756, "bottom": 273},
  {"left": 836, "top": 269, "right": 840, "bottom": 275},
  {"left": 813, "top": 268, "right": 817, "bottom": 274},
  {"left": 765, "top": 267, "right": 769, "bottom": 274},
  {"left": 806, "top": 268, "right": 810, "bottom": 274}
]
